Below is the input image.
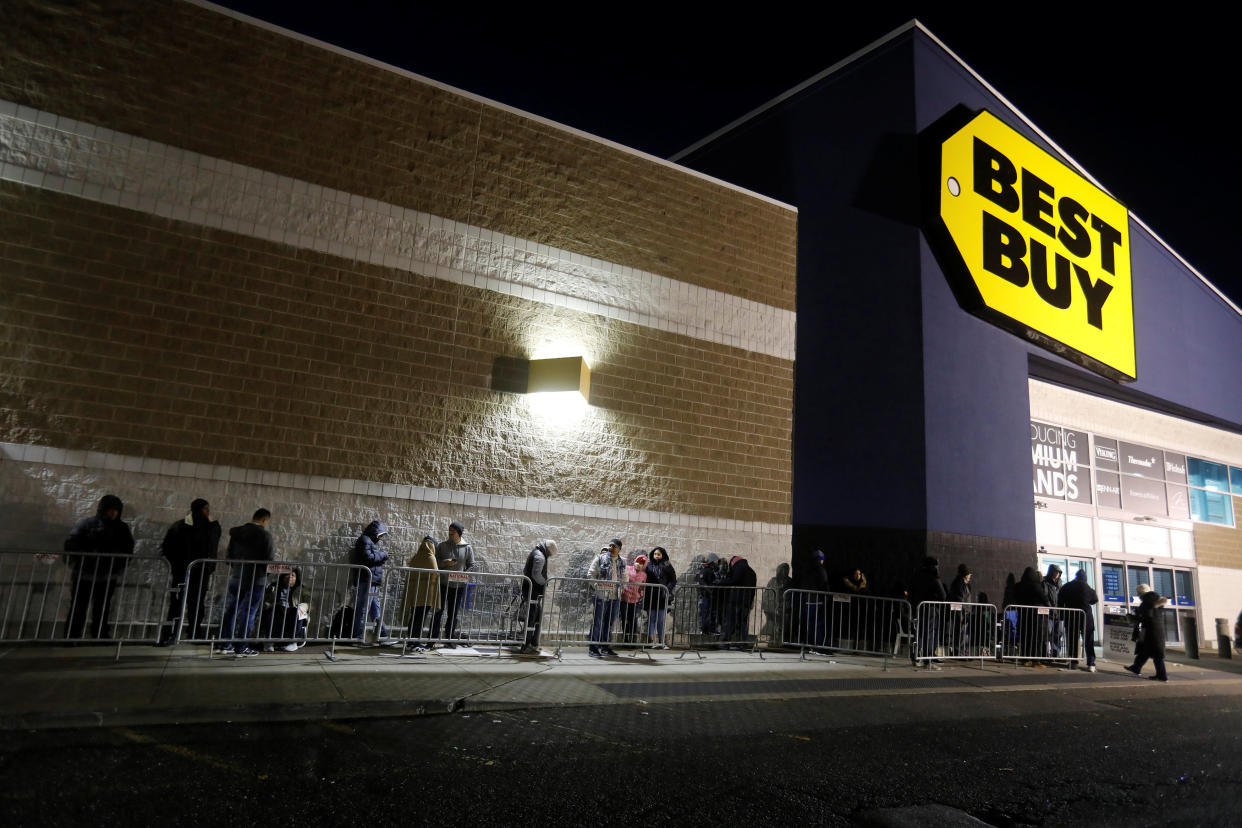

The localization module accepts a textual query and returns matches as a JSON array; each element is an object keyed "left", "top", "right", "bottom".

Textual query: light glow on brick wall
[{"left": 526, "top": 390, "right": 589, "bottom": 429}]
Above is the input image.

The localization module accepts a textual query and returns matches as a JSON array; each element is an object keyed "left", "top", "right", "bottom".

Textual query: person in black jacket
[
  {"left": 946, "top": 564, "right": 973, "bottom": 656},
  {"left": 258, "top": 567, "right": 306, "bottom": 652},
  {"left": 158, "top": 498, "right": 221, "bottom": 644},
  {"left": 1125, "top": 587, "right": 1169, "bottom": 681},
  {"left": 719, "top": 555, "right": 756, "bottom": 648},
  {"left": 1043, "top": 565, "right": 1065, "bottom": 656},
  {"left": 1058, "top": 569, "right": 1099, "bottom": 671},
  {"left": 800, "top": 550, "right": 831, "bottom": 650},
  {"left": 351, "top": 520, "right": 389, "bottom": 641},
  {"left": 909, "top": 556, "right": 947, "bottom": 667},
  {"left": 519, "top": 539, "right": 557, "bottom": 654},
  {"left": 219, "top": 508, "right": 275, "bottom": 657},
  {"left": 1014, "top": 566, "right": 1050, "bottom": 660},
  {"left": 63, "top": 494, "right": 135, "bottom": 640},
  {"left": 644, "top": 546, "right": 677, "bottom": 648}
]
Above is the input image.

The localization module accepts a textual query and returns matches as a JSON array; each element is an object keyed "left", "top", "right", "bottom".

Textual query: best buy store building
[{"left": 679, "top": 22, "right": 1242, "bottom": 649}]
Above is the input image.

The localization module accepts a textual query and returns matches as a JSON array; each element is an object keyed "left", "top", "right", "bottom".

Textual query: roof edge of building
[{"left": 185, "top": 0, "right": 797, "bottom": 214}]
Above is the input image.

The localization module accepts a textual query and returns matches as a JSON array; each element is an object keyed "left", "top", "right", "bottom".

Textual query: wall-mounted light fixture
[{"left": 526, "top": 356, "right": 591, "bottom": 402}]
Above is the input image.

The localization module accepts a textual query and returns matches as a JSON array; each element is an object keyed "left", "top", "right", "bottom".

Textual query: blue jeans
[
  {"left": 221, "top": 574, "right": 265, "bottom": 650},
  {"left": 590, "top": 598, "right": 618, "bottom": 649},
  {"left": 352, "top": 577, "right": 381, "bottom": 639}
]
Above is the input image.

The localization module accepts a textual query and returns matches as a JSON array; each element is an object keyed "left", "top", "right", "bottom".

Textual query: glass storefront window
[
  {"left": 1188, "top": 458, "right": 1230, "bottom": 491},
  {"left": 1232, "top": 466, "right": 1242, "bottom": 495},
  {"left": 1189, "top": 488, "right": 1234, "bottom": 526},
  {"left": 1127, "top": 565, "right": 1148, "bottom": 602},
  {"left": 1175, "top": 570, "right": 1195, "bottom": 606},
  {"left": 1152, "top": 568, "right": 1175, "bottom": 600},
  {"left": 1162, "top": 608, "right": 1181, "bottom": 644},
  {"left": 1066, "top": 515, "right": 1093, "bottom": 549},
  {"left": 1098, "top": 520, "right": 1124, "bottom": 552}
]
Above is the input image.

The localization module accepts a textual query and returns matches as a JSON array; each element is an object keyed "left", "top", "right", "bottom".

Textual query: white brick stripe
[
  {"left": 0, "top": 441, "right": 792, "bottom": 538},
  {"left": 0, "top": 101, "right": 796, "bottom": 361}
]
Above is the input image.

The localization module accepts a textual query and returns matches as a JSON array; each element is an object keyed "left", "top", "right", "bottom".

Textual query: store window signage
[
  {"left": 922, "top": 107, "right": 1136, "bottom": 382},
  {"left": 1031, "top": 421, "right": 1091, "bottom": 504}
]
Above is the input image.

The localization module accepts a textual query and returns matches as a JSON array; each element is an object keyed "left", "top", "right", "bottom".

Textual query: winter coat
[
  {"left": 644, "top": 558, "right": 676, "bottom": 610},
  {"left": 841, "top": 573, "right": 869, "bottom": 594},
  {"left": 588, "top": 551, "right": 628, "bottom": 599},
  {"left": 947, "top": 575, "right": 972, "bottom": 604},
  {"left": 260, "top": 568, "right": 303, "bottom": 639},
  {"left": 352, "top": 520, "right": 388, "bottom": 586},
  {"left": 523, "top": 541, "right": 552, "bottom": 599},
  {"left": 622, "top": 566, "right": 647, "bottom": 604},
  {"left": 1057, "top": 576, "right": 1098, "bottom": 614},
  {"left": 1135, "top": 591, "right": 1167, "bottom": 659},
  {"left": 802, "top": 562, "right": 830, "bottom": 593},
  {"left": 908, "top": 561, "right": 946, "bottom": 607},
  {"left": 401, "top": 536, "right": 441, "bottom": 619},
  {"left": 160, "top": 507, "right": 221, "bottom": 583},
  {"left": 64, "top": 495, "right": 135, "bottom": 579},
  {"left": 1014, "top": 569, "right": 1049, "bottom": 606},
  {"left": 225, "top": 521, "right": 275, "bottom": 584},
  {"left": 720, "top": 556, "right": 757, "bottom": 610},
  {"left": 435, "top": 538, "right": 474, "bottom": 589},
  {"left": 1042, "top": 575, "right": 1062, "bottom": 608}
]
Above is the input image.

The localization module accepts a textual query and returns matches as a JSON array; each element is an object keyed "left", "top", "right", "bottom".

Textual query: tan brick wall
[
  {"left": 0, "top": 0, "right": 796, "bottom": 310},
  {"left": 0, "top": 182, "right": 791, "bottom": 523},
  {"left": 1194, "top": 509, "right": 1242, "bottom": 570}
]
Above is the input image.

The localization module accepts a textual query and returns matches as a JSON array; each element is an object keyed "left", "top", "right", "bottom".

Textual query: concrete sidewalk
[{"left": 3, "top": 643, "right": 1239, "bottom": 731}]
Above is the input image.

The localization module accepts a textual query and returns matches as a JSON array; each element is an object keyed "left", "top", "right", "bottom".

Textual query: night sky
[{"left": 213, "top": 2, "right": 1241, "bottom": 309}]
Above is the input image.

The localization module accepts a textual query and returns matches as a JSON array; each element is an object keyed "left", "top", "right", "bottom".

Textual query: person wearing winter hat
[
  {"left": 433, "top": 520, "right": 475, "bottom": 647},
  {"left": 63, "top": 494, "right": 135, "bottom": 640}
]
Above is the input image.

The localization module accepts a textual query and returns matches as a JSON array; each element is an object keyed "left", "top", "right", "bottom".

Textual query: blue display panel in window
[
  {"left": 1152, "top": 568, "right": 1175, "bottom": 601},
  {"left": 1188, "top": 458, "right": 1230, "bottom": 491},
  {"left": 1174, "top": 571, "right": 1195, "bottom": 606},
  {"left": 1101, "top": 563, "right": 1125, "bottom": 602},
  {"left": 1189, "top": 488, "right": 1235, "bottom": 526},
  {"left": 1232, "top": 466, "right": 1242, "bottom": 495}
]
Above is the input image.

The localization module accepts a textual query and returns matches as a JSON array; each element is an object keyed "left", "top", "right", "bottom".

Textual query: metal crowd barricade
[
  {"left": 0, "top": 550, "right": 170, "bottom": 658},
  {"left": 670, "top": 584, "right": 773, "bottom": 657},
  {"left": 538, "top": 576, "right": 671, "bottom": 658},
  {"left": 377, "top": 567, "right": 532, "bottom": 654},
  {"left": 781, "top": 589, "right": 912, "bottom": 663},
  {"left": 177, "top": 558, "right": 374, "bottom": 655},
  {"left": 999, "top": 604, "right": 1087, "bottom": 666},
  {"left": 911, "top": 600, "right": 999, "bottom": 666}
]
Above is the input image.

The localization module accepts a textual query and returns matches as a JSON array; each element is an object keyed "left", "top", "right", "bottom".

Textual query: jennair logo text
[{"left": 923, "top": 108, "right": 1136, "bottom": 382}]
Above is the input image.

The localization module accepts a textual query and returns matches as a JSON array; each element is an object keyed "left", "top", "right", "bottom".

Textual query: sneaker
[
  {"left": 218, "top": 645, "right": 235, "bottom": 656},
  {"left": 602, "top": 647, "right": 619, "bottom": 656},
  {"left": 588, "top": 648, "right": 602, "bottom": 658},
  {"left": 1087, "top": 665, "right": 1097, "bottom": 673},
  {"left": 282, "top": 643, "right": 299, "bottom": 652},
  {"left": 262, "top": 644, "right": 275, "bottom": 653},
  {"left": 235, "top": 647, "right": 259, "bottom": 658}
]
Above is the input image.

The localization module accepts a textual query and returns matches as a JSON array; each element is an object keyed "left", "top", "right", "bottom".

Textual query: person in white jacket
[{"left": 587, "top": 539, "right": 627, "bottom": 657}]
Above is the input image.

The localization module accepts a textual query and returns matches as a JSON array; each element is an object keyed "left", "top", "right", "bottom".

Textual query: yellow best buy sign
[{"left": 923, "top": 108, "right": 1136, "bottom": 382}]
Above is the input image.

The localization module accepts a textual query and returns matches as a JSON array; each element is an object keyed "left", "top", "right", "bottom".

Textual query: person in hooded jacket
[
  {"left": 401, "top": 535, "right": 441, "bottom": 649},
  {"left": 644, "top": 546, "right": 676, "bottom": 647},
  {"left": 908, "top": 556, "right": 947, "bottom": 667},
  {"left": 158, "top": 498, "right": 221, "bottom": 644},
  {"left": 519, "top": 538, "right": 557, "bottom": 654},
  {"left": 800, "top": 550, "right": 831, "bottom": 650},
  {"left": 1125, "top": 587, "right": 1169, "bottom": 681},
  {"left": 220, "top": 508, "right": 275, "bottom": 656},
  {"left": 258, "top": 567, "right": 305, "bottom": 651},
  {"left": 1013, "top": 566, "right": 1050, "bottom": 660},
  {"left": 587, "top": 539, "right": 628, "bottom": 657},
  {"left": 63, "top": 494, "right": 135, "bottom": 640},
  {"left": 351, "top": 520, "right": 389, "bottom": 641},
  {"left": 1058, "top": 569, "right": 1099, "bottom": 671},
  {"left": 719, "top": 555, "right": 757, "bottom": 648},
  {"left": 1043, "top": 564, "right": 1065, "bottom": 657}
]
